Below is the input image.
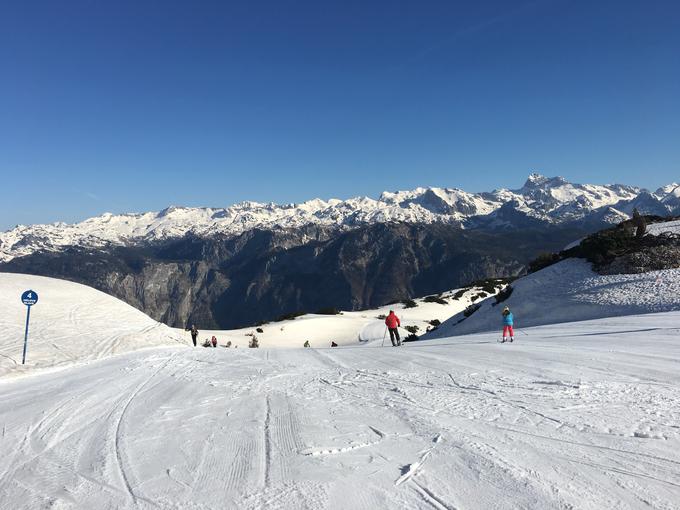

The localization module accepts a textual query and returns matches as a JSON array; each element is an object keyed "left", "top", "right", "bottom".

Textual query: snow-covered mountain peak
[
  {"left": 656, "top": 183, "right": 680, "bottom": 196},
  {"left": 1, "top": 175, "right": 678, "bottom": 263},
  {"left": 522, "top": 173, "right": 568, "bottom": 189}
]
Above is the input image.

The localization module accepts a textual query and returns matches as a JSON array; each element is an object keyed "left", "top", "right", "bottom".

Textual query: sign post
[{"left": 21, "top": 290, "right": 38, "bottom": 365}]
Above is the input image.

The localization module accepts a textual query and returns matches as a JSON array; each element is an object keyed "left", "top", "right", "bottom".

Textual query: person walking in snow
[
  {"left": 385, "top": 310, "right": 401, "bottom": 346},
  {"left": 501, "top": 307, "right": 514, "bottom": 343},
  {"left": 211, "top": 335, "right": 218, "bottom": 348},
  {"left": 632, "top": 208, "right": 647, "bottom": 239},
  {"left": 188, "top": 324, "right": 199, "bottom": 347}
]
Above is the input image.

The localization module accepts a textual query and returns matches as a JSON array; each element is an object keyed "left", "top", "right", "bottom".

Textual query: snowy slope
[
  {"left": 188, "top": 286, "right": 494, "bottom": 349},
  {"left": 0, "top": 311, "right": 679, "bottom": 509},
  {"left": 3, "top": 173, "right": 678, "bottom": 263},
  {"left": 426, "top": 218, "right": 680, "bottom": 339},
  {"left": 0, "top": 273, "right": 185, "bottom": 378},
  {"left": 425, "top": 258, "right": 680, "bottom": 339},
  {"left": 647, "top": 218, "right": 680, "bottom": 235}
]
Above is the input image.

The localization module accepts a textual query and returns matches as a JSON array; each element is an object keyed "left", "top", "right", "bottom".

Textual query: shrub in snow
[
  {"left": 463, "top": 303, "right": 481, "bottom": 318},
  {"left": 405, "top": 325, "right": 419, "bottom": 334},
  {"left": 451, "top": 288, "right": 468, "bottom": 300},
  {"left": 249, "top": 335, "right": 259, "bottom": 348},
  {"left": 428, "top": 319, "right": 441, "bottom": 327},
  {"left": 600, "top": 242, "right": 680, "bottom": 274},
  {"left": 403, "top": 333, "right": 419, "bottom": 342},
  {"left": 468, "top": 277, "right": 512, "bottom": 295},
  {"left": 256, "top": 327, "right": 264, "bottom": 333},
  {"left": 275, "top": 311, "right": 306, "bottom": 321},
  {"left": 402, "top": 299, "right": 418, "bottom": 308},
  {"left": 494, "top": 285, "right": 513, "bottom": 305},
  {"left": 423, "top": 295, "right": 448, "bottom": 305},
  {"left": 314, "top": 307, "right": 341, "bottom": 315},
  {"left": 529, "top": 252, "right": 563, "bottom": 273}
]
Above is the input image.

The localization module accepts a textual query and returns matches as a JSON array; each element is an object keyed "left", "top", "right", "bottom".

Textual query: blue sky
[{"left": 1, "top": 0, "right": 678, "bottom": 229}]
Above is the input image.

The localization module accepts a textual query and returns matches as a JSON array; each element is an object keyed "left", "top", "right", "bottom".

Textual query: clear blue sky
[{"left": 1, "top": 0, "right": 678, "bottom": 229}]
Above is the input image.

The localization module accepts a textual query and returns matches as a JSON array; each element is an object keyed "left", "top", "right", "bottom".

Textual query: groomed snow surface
[
  {"left": 0, "top": 271, "right": 679, "bottom": 508},
  {"left": 1, "top": 312, "right": 679, "bottom": 509},
  {"left": 0, "top": 273, "right": 184, "bottom": 379}
]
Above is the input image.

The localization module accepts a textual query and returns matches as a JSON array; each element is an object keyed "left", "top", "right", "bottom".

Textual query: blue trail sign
[{"left": 20, "top": 290, "right": 38, "bottom": 364}]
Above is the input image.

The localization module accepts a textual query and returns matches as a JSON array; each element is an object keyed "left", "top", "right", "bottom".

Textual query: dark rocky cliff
[{"left": 0, "top": 223, "right": 591, "bottom": 329}]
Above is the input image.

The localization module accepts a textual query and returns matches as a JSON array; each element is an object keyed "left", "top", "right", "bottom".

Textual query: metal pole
[
  {"left": 22, "top": 305, "right": 31, "bottom": 365},
  {"left": 381, "top": 327, "right": 387, "bottom": 347}
]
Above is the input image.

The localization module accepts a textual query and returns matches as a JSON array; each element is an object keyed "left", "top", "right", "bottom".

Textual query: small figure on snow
[
  {"left": 331, "top": 341, "right": 338, "bottom": 347},
  {"left": 501, "top": 307, "right": 514, "bottom": 343},
  {"left": 385, "top": 310, "right": 401, "bottom": 346},
  {"left": 211, "top": 335, "right": 218, "bottom": 348},
  {"left": 202, "top": 338, "right": 211, "bottom": 348},
  {"left": 303, "top": 340, "right": 311, "bottom": 348},
  {"left": 187, "top": 324, "right": 199, "bottom": 347}
]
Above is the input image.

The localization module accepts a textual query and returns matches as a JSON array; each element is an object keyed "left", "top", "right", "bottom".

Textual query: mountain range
[{"left": 1, "top": 174, "right": 678, "bottom": 328}]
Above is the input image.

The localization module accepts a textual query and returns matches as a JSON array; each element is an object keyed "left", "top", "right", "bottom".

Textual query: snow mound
[
  {"left": 0, "top": 273, "right": 184, "bottom": 378},
  {"left": 426, "top": 258, "right": 680, "bottom": 338}
]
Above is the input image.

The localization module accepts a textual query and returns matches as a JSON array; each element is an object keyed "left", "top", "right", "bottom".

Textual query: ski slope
[
  {"left": 188, "top": 286, "right": 491, "bottom": 349},
  {"left": 0, "top": 273, "right": 184, "bottom": 378},
  {"left": 0, "top": 271, "right": 489, "bottom": 377},
  {"left": 0, "top": 311, "right": 679, "bottom": 509},
  {"left": 427, "top": 258, "right": 680, "bottom": 339}
]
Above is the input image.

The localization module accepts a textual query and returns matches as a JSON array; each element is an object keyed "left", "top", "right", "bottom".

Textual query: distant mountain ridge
[{"left": 2, "top": 174, "right": 678, "bottom": 263}]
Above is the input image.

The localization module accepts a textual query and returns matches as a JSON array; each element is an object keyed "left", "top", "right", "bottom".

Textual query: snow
[
  {"left": 188, "top": 288, "right": 491, "bottom": 349},
  {"left": 3, "top": 174, "right": 674, "bottom": 263},
  {"left": 1, "top": 311, "right": 679, "bottom": 508},
  {"left": 0, "top": 272, "right": 491, "bottom": 373},
  {"left": 647, "top": 219, "right": 680, "bottom": 236},
  {"left": 1, "top": 270, "right": 680, "bottom": 507},
  {"left": 0, "top": 273, "right": 184, "bottom": 379},
  {"left": 426, "top": 218, "right": 680, "bottom": 340},
  {"left": 426, "top": 258, "right": 680, "bottom": 339}
]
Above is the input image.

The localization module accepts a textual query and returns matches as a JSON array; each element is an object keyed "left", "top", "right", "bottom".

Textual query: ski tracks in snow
[
  {"left": 2, "top": 329, "right": 680, "bottom": 509},
  {"left": 112, "top": 352, "right": 178, "bottom": 507}
]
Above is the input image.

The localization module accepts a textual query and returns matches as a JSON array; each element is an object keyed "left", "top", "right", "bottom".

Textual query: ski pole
[{"left": 381, "top": 327, "right": 387, "bottom": 347}]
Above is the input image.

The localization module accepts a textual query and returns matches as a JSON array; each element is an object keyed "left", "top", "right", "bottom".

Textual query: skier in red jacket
[{"left": 385, "top": 310, "right": 401, "bottom": 346}]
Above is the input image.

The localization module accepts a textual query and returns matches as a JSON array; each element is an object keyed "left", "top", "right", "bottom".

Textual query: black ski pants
[
  {"left": 388, "top": 327, "right": 401, "bottom": 346},
  {"left": 191, "top": 334, "right": 197, "bottom": 347}
]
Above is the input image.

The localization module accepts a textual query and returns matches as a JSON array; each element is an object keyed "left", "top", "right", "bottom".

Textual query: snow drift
[{"left": 0, "top": 273, "right": 184, "bottom": 378}]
